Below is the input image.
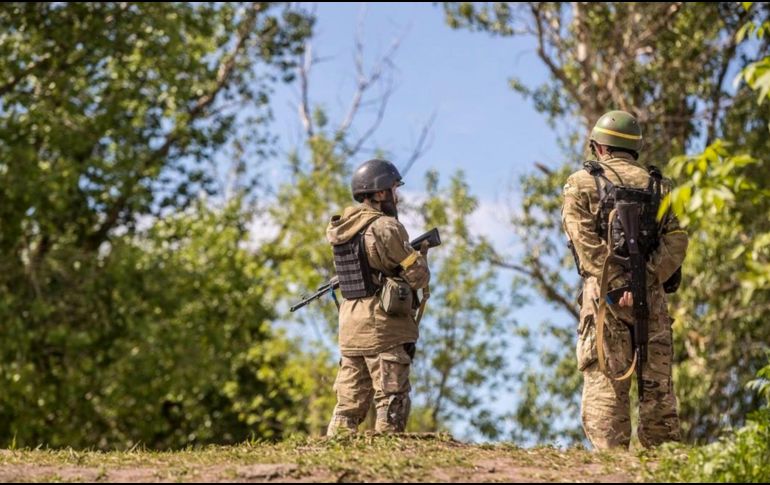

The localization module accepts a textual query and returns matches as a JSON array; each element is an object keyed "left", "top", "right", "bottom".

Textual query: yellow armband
[{"left": 400, "top": 251, "right": 418, "bottom": 270}]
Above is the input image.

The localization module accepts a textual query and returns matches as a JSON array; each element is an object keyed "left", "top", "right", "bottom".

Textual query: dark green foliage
[{"left": 0, "top": 2, "right": 316, "bottom": 449}]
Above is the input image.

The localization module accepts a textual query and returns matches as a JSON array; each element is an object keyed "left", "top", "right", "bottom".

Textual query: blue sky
[
  {"left": 269, "top": 2, "right": 578, "bottom": 442},
  {"left": 269, "top": 2, "right": 563, "bottom": 194},
  {"left": 265, "top": 1, "right": 572, "bottom": 264}
]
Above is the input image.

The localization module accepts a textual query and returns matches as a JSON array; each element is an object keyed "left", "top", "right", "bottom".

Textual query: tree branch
[
  {"left": 298, "top": 41, "right": 315, "bottom": 138},
  {"left": 340, "top": 79, "right": 395, "bottom": 159},
  {"left": 0, "top": 54, "right": 53, "bottom": 97},
  {"left": 337, "top": 11, "right": 405, "bottom": 136},
  {"left": 400, "top": 112, "right": 436, "bottom": 177},
  {"left": 490, "top": 253, "right": 580, "bottom": 320},
  {"left": 706, "top": 8, "right": 753, "bottom": 145},
  {"left": 86, "top": 3, "right": 263, "bottom": 250},
  {"left": 529, "top": 3, "right": 592, "bottom": 124}
]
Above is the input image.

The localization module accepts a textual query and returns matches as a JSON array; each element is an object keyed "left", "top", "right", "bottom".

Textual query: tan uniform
[
  {"left": 562, "top": 152, "right": 688, "bottom": 449},
  {"left": 325, "top": 204, "right": 430, "bottom": 434}
]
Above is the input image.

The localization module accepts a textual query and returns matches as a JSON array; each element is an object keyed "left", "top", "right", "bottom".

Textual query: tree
[
  {"left": 407, "top": 170, "right": 515, "bottom": 439},
  {"left": 652, "top": 23, "right": 770, "bottom": 476},
  {"left": 0, "top": 2, "right": 316, "bottom": 448}
]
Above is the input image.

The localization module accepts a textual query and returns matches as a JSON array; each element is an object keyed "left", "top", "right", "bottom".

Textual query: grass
[
  {"left": 0, "top": 433, "right": 649, "bottom": 482},
  {"left": 642, "top": 409, "right": 770, "bottom": 483}
]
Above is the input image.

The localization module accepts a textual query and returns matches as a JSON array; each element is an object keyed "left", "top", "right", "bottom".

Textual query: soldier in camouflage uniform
[
  {"left": 561, "top": 111, "right": 688, "bottom": 449},
  {"left": 325, "top": 159, "right": 430, "bottom": 435}
]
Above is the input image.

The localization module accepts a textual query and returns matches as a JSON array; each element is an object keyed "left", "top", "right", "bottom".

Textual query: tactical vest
[
  {"left": 584, "top": 160, "right": 662, "bottom": 259},
  {"left": 331, "top": 217, "right": 381, "bottom": 300}
]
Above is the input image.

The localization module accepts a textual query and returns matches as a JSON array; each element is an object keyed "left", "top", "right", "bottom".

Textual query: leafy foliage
[
  {"left": 652, "top": 356, "right": 770, "bottom": 483},
  {"left": 0, "top": 2, "right": 316, "bottom": 449},
  {"left": 409, "top": 171, "right": 516, "bottom": 439}
]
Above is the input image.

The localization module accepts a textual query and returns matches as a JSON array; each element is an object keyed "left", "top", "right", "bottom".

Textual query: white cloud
[
  {"left": 240, "top": 187, "right": 525, "bottom": 258},
  {"left": 245, "top": 212, "right": 281, "bottom": 249},
  {"left": 399, "top": 189, "right": 522, "bottom": 254}
]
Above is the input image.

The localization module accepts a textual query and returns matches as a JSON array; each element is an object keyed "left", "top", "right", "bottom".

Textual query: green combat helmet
[{"left": 590, "top": 110, "right": 643, "bottom": 152}]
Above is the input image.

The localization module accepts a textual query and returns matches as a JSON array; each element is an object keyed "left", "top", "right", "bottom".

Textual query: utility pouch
[
  {"left": 379, "top": 277, "right": 414, "bottom": 316},
  {"left": 663, "top": 266, "right": 682, "bottom": 294}
]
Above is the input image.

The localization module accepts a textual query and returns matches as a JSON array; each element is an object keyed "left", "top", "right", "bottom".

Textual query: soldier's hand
[
  {"left": 419, "top": 240, "right": 429, "bottom": 257},
  {"left": 619, "top": 291, "right": 634, "bottom": 307}
]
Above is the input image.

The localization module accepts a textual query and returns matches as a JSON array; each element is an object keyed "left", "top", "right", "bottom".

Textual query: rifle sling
[{"left": 595, "top": 208, "right": 637, "bottom": 382}]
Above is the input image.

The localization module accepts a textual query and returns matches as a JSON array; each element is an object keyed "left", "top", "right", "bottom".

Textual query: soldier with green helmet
[
  {"left": 325, "top": 159, "right": 430, "bottom": 435},
  {"left": 561, "top": 110, "right": 688, "bottom": 449},
  {"left": 589, "top": 109, "right": 646, "bottom": 153}
]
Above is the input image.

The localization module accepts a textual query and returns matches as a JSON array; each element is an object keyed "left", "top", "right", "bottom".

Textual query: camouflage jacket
[{"left": 561, "top": 152, "right": 688, "bottom": 304}]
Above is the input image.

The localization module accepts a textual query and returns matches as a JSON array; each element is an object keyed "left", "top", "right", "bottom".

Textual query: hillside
[{"left": 0, "top": 434, "right": 654, "bottom": 482}]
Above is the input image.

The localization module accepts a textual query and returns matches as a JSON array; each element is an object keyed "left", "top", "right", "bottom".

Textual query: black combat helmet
[{"left": 351, "top": 159, "right": 404, "bottom": 202}]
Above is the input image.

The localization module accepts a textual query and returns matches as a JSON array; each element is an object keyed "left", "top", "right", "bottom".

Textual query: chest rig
[{"left": 331, "top": 217, "right": 381, "bottom": 300}]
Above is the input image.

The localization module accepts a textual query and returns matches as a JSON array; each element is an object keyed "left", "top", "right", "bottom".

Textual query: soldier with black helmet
[{"left": 325, "top": 159, "right": 430, "bottom": 435}]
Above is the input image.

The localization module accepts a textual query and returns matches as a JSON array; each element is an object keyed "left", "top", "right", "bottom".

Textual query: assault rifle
[{"left": 290, "top": 228, "right": 441, "bottom": 313}]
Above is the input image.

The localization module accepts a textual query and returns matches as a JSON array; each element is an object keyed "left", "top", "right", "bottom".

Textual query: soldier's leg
[
  {"left": 327, "top": 355, "right": 374, "bottom": 436},
  {"left": 637, "top": 295, "right": 680, "bottom": 447},
  {"left": 366, "top": 344, "right": 413, "bottom": 433},
  {"left": 582, "top": 363, "right": 632, "bottom": 449},
  {"left": 578, "top": 304, "right": 633, "bottom": 450}
]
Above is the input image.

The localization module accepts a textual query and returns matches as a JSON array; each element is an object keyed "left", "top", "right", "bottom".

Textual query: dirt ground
[{"left": 0, "top": 434, "right": 649, "bottom": 482}]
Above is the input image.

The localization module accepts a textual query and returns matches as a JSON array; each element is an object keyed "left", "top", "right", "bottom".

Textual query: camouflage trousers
[
  {"left": 327, "top": 344, "right": 414, "bottom": 436},
  {"left": 576, "top": 278, "right": 681, "bottom": 449}
]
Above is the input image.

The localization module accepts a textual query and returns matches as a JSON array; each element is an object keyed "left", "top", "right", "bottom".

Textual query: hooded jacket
[{"left": 327, "top": 204, "right": 430, "bottom": 356}]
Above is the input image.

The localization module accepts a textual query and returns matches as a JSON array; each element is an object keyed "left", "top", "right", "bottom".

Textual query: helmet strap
[{"left": 591, "top": 140, "right": 609, "bottom": 159}]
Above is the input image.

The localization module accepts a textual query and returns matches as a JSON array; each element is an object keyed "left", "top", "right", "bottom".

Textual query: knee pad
[{"left": 375, "top": 393, "right": 411, "bottom": 432}]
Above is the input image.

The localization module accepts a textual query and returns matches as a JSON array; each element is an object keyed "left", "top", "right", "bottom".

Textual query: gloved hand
[{"left": 419, "top": 240, "right": 429, "bottom": 258}]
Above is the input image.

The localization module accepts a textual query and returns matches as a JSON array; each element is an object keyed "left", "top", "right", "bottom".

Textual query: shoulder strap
[
  {"left": 358, "top": 215, "right": 382, "bottom": 273},
  {"left": 646, "top": 165, "right": 662, "bottom": 214},
  {"left": 583, "top": 159, "right": 615, "bottom": 202}
]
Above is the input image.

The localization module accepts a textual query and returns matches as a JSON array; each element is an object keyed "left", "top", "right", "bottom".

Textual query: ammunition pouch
[{"left": 379, "top": 277, "right": 414, "bottom": 317}]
